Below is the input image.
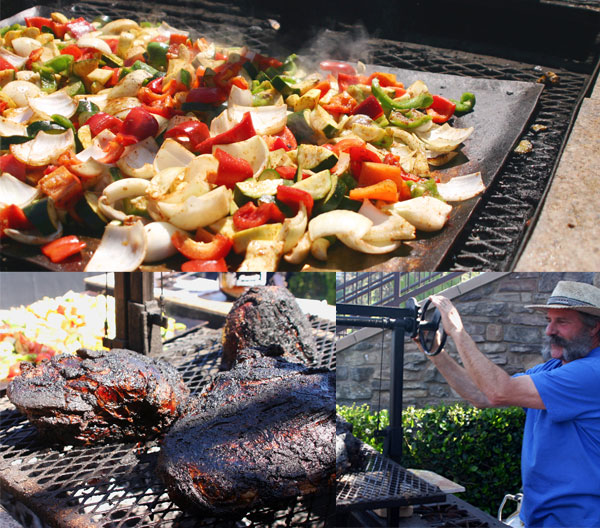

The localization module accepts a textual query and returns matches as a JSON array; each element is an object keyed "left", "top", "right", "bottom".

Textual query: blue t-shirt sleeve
[{"left": 529, "top": 358, "right": 600, "bottom": 422}]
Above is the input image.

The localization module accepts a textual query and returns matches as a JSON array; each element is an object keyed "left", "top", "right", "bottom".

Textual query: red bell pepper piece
[
  {"left": 272, "top": 126, "right": 297, "bottom": 151},
  {"left": 0, "top": 204, "right": 34, "bottom": 238},
  {"left": 181, "top": 258, "right": 228, "bottom": 272},
  {"left": 320, "top": 60, "right": 357, "bottom": 76},
  {"left": 85, "top": 112, "right": 123, "bottom": 137},
  {"left": 169, "top": 33, "right": 189, "bottom": 46},
  {"left": 41, "top": 235, "right": 86, "bottom": 263},
  {"left": 147, "top": 77, "right": 164, "bottom": 94},
  {"left": 97, "top": 140, "right": 125, "bottom": 164},
  {"left": 0, "top": 57, "right": 16, "bottom": 71},
  {"left": 186, "top": 86, "right": 226, "bottom": 104},
  {"left": 65, "top": 17, "right": 95, "bottom": 39},
  {"left": 60, "top": 44, "right": 83, "bottom": 60},
  {"left": 348, "top": 146, "right": 381, "bottom": 178},
  {"left": 321, "top": 92, "right": 358, "bottom": 115},
  {"left": 120, "top": 106, "right": 158, "bottom": 141},
  {"left": 26, "top": 48, "right": 43, "bottom": 69},
  {"left": 165, "top": 121, "right": 210, "bottom": 149},
  {"left": 276, "top": 185, "right": 313, "bottom": 218},
  {"left": 194, "top": 112, "right": 256, "bottom": 154},
  {"left": 368, "top": 72, "right": 402, "bottom": 88},
  {"left": 171, "top": 230, "right": 233, "bottom": 260},
  {"left": 337, "top": 72, "right": 362, "bottom": 92},
  {"left": 208, "top": 148, "right": 254, "bottom": 189},
  {"left": 233, "top": 201, "right": 285, "bottom": 230},
  {"left": 274, "top": 166, "right": 297, "bottom": 180},
  {"left": 426, "top": 95, "right": 456, "bottom": 124},
  {"left": 352, "top": 95, "right": 384, "bottom": 120},
  {"left": 0, "top": 154, "right": 27, "bottom": 181},
  {"left": 24, "top": 16, "right": 53, "bottom": 30}
]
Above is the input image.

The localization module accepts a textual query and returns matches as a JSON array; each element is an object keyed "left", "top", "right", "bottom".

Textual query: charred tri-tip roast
[
  {"left": 157, "top": 347, "right": 335, "bottom": 515},
  {"left": 336, "top": 415, "right": 363, "bottom": 475},
  {"left": 7, "top": 348, "right": 189, "bottom": 445},
  {"left": 221, "top": 286, "right": 317, "bottom": 370}
]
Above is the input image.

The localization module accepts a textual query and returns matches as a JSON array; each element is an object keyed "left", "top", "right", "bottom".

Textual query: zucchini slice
[
  {"left": 296, "top": 144, "right": 338, "bottom": 172},
  {"left": 22, "top": 197, "right": 59, "bottom": 236},
  {"left": 286, "top": 109, "right": 320, "bottom": 145},
  {"left": 292, "top": 169, "right": 331, "bottom": 200},
  {"left": 73, "top": 191, "right": 108, "bottom": 234}
]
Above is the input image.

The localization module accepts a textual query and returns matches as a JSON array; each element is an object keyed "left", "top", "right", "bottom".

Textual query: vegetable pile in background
[
  {"left": 0, "top": 12, "right": 483, "bottom": 271},
  {"left": 0, "top": 290, "right": 185, "bottom": 381}
]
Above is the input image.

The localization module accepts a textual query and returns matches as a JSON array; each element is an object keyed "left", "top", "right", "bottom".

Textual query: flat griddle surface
[{"left": 0, "top": 4, "right": 544, "bottom": 271}]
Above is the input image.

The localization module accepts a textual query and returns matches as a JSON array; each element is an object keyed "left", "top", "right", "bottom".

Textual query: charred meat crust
[
  {"left": 7, "top": 348, "right": 189, "bottom": 445},
  {"left": 336, "top": 415, "right": 364, "bottom": 475},
  {"left": 221, "top": 286, "right": 317, "bottom": 370},
  {"left": 157, "top": 348, "right": 335, "bottom": 515}
]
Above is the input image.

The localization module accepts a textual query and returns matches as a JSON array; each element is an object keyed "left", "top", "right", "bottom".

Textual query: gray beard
[{"left": 541, "top": 332, "right": 595, "bottom": 363}]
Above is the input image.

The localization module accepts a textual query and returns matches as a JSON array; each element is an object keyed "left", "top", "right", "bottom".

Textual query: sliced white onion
[
  {"left": 156, "top": 185, "right": 231, "bottom": 231},
  {"left": 74, "top": 93, "right": 108, "bottom": 112},
  {"left": 0, "top": 173, "right": 40, "bottom": 208},
  {"left": 280, "top": 203, "right": 308, "bottom": 254},
  {"left": 210, "top": 109, "right": 233, "bottom": 136},
  {"left": 4, "top": 222, "right": 63, "bottom": 245},
  {"left": 117, "top": 137, "right": 159, "bottom": 179},
  {"left": 10, "top": 129, "right": 74, "bottom": 167},
  {"left": 308, "top": 210, "right": 372, "bottom": 241},
  {"left": 76, "top": 36, "right": 112, "bottom": 55},
  {"left": 97, "top": 196, "right": 128, "bottom": 222},
  {"left": 362, "top": 215, "right": 415, "bottom": 243},
  {"left": 0, "top": 116, "right": 28, "bottom": 137},
  {"left": 437, "top": 172, "right": 485, "bottom": 202},
  {"left": 338, "top": 233, "right": 402, "bottom": 254},
  {"left": 418, "top": 123, "right": 474, "bottom": 154},
  {"left": 214, "top": 135, "right": 269, "bottom": 178},
  {"left": 228, "top": 85, "right": 253, "bottom": 107},
  {"left": 2, "top": 80, "right": 42, "bottom": 107},
  {"left": 103, "top": 178, "right": 150, "bottom": 204},
  {"left": 154, "top": 138, "right": 196, "bottom": 172},
  {"left": 144, "top": 221, "right": 184, "bottom": 263},
  {"left": 0, "top": 48, "right": 27, "bottom": 69},
  {"left": 157, "top": 21, "right": 189, "bottom": 37},
  {"left": 381, "top": 196, "right": 452, "bottom": 232},
  {"left": 227, "top": 104, "right": 287, "bottom": 135},
  {"left": 2, "top": 106, "right": 34, "bottom": 124},
  {"left": 10, "top": 37, "right": 42, "bottom": 58},
  {"left": 332, "top": 151, "right": 350, "bottom": 176},
  {"left": 358, "top": 199, "right": 391, "bottom": 225},
  {"left": 77, "top": 129, "right": 116, "bottom": 163},
  {"left": 28, "top": 90, "right": 78, "bottom": 120},
  {"left": 85, "top": 221, "right": 147, "bottom": 271},
  {"left": 108, "top": 70, "right": 153, "bottom": 99}
]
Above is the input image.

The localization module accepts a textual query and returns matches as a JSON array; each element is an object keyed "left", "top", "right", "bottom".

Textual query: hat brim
[{"left": 525, "top": 304, "right": 600, "bottom": 317}]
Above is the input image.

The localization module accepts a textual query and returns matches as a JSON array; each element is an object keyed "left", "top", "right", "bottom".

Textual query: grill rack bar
[
  {"left": 0, "top": 317, "right": 336, "bottom": 528},
  {"left": 337, "top": 443, "right": 446, "bottom": 513}
]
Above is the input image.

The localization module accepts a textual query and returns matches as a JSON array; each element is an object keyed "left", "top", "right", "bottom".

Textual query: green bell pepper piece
[
  {"left": 372, "top": 78, "right": 434, "bottom": 112},
  {"left": 52, "top": 114, "right": 83, "bottom": 152},
  {"left": 39, "top": 70, "right": 58, "bottom": 93},
  {"left": 0, "top": 23, "right": 23, "bottom": 37},
  {"left": 27, "top": 120, "right": 67, "bottom": 136},
  {"left": 146, "top": 41, "right": 169, "bottom": 70},
  {"left": 389, "top": 109, "right": 433, "bottom": 130},
  {"left": 450, "top": 92, "right": 476, "bottom": 113},
  {"left": 180, "top": 69, "right": 192, "bottom": 89},
  {"left": 407, "top": 178, "right": 443, "bottom": 200},
  {"left": 0, "top": 136, "right": 31, "bottom": 149},
  {"left": 65, "top": 80, "right": 86, "bottom": 96},
  {"left": 44, "top": 54, "right": 74, "bottom": 73}
]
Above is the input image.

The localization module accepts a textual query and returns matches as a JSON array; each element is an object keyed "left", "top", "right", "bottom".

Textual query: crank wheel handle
[{"left": 418, "top": 299, "right": 447, "bottom": 356}]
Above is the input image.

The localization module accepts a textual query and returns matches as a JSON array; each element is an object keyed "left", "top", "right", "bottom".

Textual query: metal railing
[{"left": 336, "top": 272, "right": 479, "bottom": 307}]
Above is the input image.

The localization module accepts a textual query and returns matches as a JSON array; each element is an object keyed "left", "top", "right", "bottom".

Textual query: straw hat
[{"left": 526, "top": 281, "right": 600, "bottom": 317}]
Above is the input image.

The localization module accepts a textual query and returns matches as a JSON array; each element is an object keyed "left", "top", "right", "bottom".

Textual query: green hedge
[{"left": 337, "top": 403, "right": 525, "bottom": 515}]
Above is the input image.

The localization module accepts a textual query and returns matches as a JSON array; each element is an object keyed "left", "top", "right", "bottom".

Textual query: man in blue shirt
[{"left": 421, "top": 281, "right": 600, "bottom": 528}]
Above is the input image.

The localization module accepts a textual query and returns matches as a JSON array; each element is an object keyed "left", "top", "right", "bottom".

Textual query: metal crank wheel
[{"left": 418, "top": 299, "right": 447, "bottom": 356}]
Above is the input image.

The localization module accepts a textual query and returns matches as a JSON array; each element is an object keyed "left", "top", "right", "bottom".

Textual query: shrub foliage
[{"left": 337, "top": 403, "right": 525, "bottom": 514}]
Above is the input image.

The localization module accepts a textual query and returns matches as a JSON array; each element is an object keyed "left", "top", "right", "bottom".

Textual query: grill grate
[
  {"left": 0, "top": 318, "right": 336, "bottom": 528},
  {"left": 337, "top": 444, "right": 446, "bottom": 513}
]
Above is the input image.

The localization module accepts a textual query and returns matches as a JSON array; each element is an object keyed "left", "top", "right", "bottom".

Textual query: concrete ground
[{"left": 515, "top": 72, "right": 600, "bottom": 271}]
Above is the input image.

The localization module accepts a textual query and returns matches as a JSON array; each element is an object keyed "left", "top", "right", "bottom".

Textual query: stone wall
[{"left": 336, "top": 272, "right": 599, "bottom": 410}]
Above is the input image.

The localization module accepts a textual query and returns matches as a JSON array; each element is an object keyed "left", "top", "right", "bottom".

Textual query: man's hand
[{"left": 429, "top": 295, "right": 464, "bottom": 338}]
